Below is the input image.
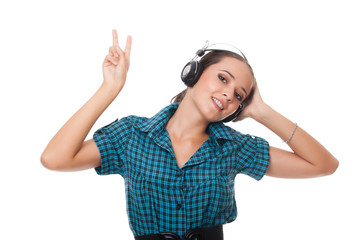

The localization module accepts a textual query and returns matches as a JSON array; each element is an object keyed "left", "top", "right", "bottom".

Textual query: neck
[{"left": 166, "top": 98, "right": 209, "bottom": 140}]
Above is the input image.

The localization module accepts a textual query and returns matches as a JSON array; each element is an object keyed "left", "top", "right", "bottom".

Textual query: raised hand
[
  {"left": 41, "top": 30, "right": 133, "bottom": 172},
  {"left": 102, "top": 29, "right": 132, "bottom": 91},
  {"left": 234, "top": 80, "right": 264, "bottom": 122}
]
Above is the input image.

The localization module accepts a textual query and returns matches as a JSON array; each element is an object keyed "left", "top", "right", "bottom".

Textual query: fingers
[
  {"left": 109, "top": 46, "right": 121, "bottom": 58},
  {"left": 111, "top": 29, "right": 121, "bottom": 58},
  {"left": 105, "top": 54, "right": 118, "bottom": 65},
  {"left": 112, "top": 29, "right": 119, "bottom": 47},
  {"left": 105, "top": 30, "right": 131, "bottom": 67},
  {"left": 125, "top": 35, "right": 132, "bottom": 60}
]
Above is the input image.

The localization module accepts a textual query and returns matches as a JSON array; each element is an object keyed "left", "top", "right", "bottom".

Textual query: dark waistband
[{"left": 135, "top": 225, "right": 223, "bottom": 240}]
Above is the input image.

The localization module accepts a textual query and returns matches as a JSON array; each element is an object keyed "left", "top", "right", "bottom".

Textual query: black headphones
[{"left": 180, "top": 41, "right": 248, "bottom": 122}]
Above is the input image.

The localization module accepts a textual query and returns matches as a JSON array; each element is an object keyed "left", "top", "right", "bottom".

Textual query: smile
[{"left": 212, "top": 97, "right": 224, "bottom": 110}]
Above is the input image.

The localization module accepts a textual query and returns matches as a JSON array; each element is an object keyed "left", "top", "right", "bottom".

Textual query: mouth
[{"left": 212, "top": 97, "right": 224, "bottom": 111}]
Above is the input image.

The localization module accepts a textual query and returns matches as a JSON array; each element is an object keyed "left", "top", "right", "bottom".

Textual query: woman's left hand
[
  {"left": 234, "top": 80, "right": 266, "bottom": 122},
  {"left": 234, "top": 79, "right": 338, "bottom": 178}
]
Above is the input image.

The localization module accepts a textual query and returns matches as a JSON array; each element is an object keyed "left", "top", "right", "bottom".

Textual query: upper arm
[
  {"left": 265, "top": 146, "right": 325, "bottom": 178},
  {"left": 42, "top": 139, "right": 101, "bottom": 172},
  {"left": 69, "top": 139, "right": 101, "bottom": 171}
]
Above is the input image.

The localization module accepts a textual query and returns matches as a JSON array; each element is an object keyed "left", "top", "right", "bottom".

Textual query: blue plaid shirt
[{"left": 93, "top": 103, "right": 269, "bottom": 238}]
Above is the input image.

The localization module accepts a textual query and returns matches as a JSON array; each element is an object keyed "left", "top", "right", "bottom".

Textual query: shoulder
[
  {"left": 95, "top": 115, "right": 149, "bottom": 137},
  {"left": 217, "top": 124, "right": 269, "bottom": 153},
  {"left": 209, "top": 122, "right": 266, "bottom": 145}
]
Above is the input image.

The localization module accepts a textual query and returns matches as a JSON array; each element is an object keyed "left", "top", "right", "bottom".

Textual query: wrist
[
  {"left": 249, "top": 101, "right": 272, "bottom": 123},
  {"left": 100, "top": 81, "right": 122, "bottom": 98}
]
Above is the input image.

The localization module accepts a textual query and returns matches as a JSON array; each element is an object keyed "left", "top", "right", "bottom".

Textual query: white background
[{"left": 1, "top": 0, "right": 359, "bottom": 239}]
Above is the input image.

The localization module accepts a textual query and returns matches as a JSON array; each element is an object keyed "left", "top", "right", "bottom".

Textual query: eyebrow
[{"left": 220, "top": 70, "right": 248, "bottom": 96}]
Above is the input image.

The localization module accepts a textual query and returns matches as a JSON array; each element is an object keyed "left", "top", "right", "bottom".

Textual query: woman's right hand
[
  {"left": 41, "top": 30, "right": 132, "bottom": 172},
  {"left": 102, "top": 29, "right": 132, "bottom": 91}
]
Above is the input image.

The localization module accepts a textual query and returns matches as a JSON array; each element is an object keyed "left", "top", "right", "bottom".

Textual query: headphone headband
[{"left": 191, "top": 40, "right": 248, "bottom": 62}]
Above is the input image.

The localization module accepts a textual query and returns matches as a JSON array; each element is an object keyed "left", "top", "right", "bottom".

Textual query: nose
[{"left": 223, "top": 89, "right": 234, "bottom": 102}]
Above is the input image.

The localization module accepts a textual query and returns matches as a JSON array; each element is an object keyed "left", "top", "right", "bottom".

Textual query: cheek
[
  {"left": 191, "top": 81, "right": 208, "bottom": 97},
  {"left": 196, "top": 74, "right": 220, "bottom": 94},
  {"left": 229, "top": 103, "right": 241, "bottom": 114}
]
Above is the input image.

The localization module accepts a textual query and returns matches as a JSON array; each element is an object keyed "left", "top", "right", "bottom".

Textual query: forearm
[
  {"left": 41, "top": 82, "right": 120, "bottom": 166},
  {"left": 253, "top": 103, "right": 339, "bottom": 174}
]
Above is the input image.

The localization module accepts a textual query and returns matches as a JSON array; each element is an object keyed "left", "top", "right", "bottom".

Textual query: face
[{"left": 188, "top": 57, "right": 254, "bottom": 122}]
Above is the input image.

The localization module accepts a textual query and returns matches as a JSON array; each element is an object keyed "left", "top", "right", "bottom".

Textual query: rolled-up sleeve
[
  {"left": 93, "top": 118, "right": 132, "bottom": 176},
  {"left": 236, "top": 135, "right": 270, "bottom": 181}
]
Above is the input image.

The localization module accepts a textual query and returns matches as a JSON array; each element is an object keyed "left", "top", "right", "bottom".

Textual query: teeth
[{"left": 212, "top": 97, "right": 224, "bottom": 110}]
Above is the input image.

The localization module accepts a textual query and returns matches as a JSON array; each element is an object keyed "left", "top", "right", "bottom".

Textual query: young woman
[{"left": 41, "top": 29, "right": 339, "bottom": 240}]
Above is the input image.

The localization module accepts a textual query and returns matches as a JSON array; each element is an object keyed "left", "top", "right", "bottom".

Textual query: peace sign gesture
[{"left": 103, "top": 29, "right": 132, "bottom": 91}]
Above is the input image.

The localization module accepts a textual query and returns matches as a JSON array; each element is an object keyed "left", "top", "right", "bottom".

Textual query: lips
[{"left": 212, "top": 97, "right": 224, "bottom": 110}]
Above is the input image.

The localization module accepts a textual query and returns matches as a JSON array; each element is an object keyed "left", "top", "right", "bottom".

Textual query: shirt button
[
  {"left": 176, "top": 172, "right": 183, "bottom": 178},
  {"left": 176, "top": 203, "right": 182, "bottom": 210}
]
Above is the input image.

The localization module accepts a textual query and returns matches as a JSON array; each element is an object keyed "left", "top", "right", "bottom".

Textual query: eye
[
  {"left": 218, "top": 74, "right": 227, "bottom": 83},
  {"left": 235, "top": 92, "right": 243, "bottom": 101}
]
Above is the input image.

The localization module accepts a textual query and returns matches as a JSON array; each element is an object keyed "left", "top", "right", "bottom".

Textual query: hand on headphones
[
  {"left": 102, "top": 29, "right": 132, "bottom": 92},
  {"left": 233, "top": 80, "right": 264, "bottom": 122}
]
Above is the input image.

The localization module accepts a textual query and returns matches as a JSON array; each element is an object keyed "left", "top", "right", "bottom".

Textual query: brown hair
[{"left": 171, "top": 50, "right": 255, "bottom": 106}]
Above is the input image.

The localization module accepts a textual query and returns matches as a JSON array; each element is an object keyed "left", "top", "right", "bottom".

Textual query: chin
[
  {"left": 198, "top": 101, "right": 226, "bottom": 122},
  {"left": 203, "top": 112, "right": 223, "bottom": 123},
  {"left": 200, "top": 111, "right": 216, "bottom": 123}
]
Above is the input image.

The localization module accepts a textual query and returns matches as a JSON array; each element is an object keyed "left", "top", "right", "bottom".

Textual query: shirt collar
[
  {"left": 134, "top": 103, "right": 238, "bottom": 143},
  {"left": 134, "top": 103, "right": 179, "bottom": 139}
]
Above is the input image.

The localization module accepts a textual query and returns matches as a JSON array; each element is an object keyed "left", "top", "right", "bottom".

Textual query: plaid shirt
[{"left": 93, "top": 103, "right": 269, "bottom": 238}]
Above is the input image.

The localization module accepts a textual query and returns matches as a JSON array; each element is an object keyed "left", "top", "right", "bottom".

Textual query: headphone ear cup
[
  {"left": 222, "top": 104, "right": 243, "bottom": 123},
  {"left": 181, "top": 61, "right": 203, "bottom": 87}
]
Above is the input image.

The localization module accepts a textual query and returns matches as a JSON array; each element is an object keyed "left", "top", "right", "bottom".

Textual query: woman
[{"left": 41, "top": 29, "right": 339, "bottom": 240}]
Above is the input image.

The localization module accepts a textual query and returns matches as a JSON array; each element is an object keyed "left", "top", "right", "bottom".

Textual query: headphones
[{"left": 180, "top": 41, "right": 248, "bottom": 122}]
